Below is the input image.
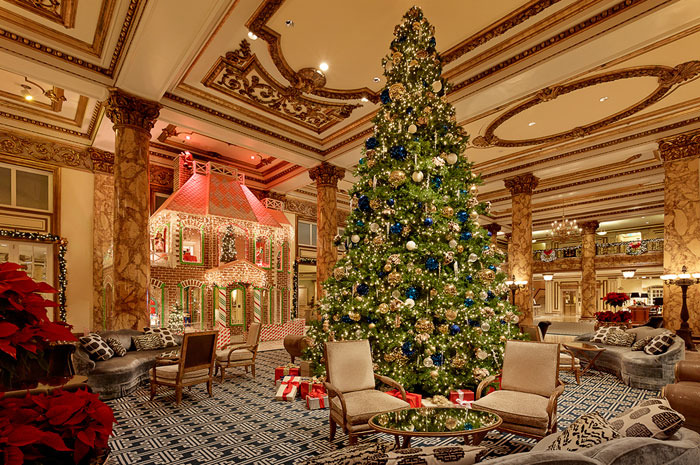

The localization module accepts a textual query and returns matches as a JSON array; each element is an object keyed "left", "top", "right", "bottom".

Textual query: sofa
[
  {"left": 73, "top": 329, "right": 182, "bottom": 400},
  {"left": 663, "top": 360, "right": 700, "bottom": 434},
  {"left": 483, "top": 427, "right": 700, "bottom": 464},
  {"left": 575, "top": 326, "right": 684, "bottom": 390}
]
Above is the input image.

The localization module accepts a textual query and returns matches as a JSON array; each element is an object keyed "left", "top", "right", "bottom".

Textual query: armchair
[
  {"left": 323, "top": 340, "right": 410, "bottom": 445},
  {"left": 472, "top": 340, "right": 565, "bottom": 439},
  {"left": 150, "top": 330, "right": 218, "bottom": 406},
  {"left": 662, "top": 360, "right": 700, "bottom": 433},
  {"left": 215, "top": 322, "right": 261, "bottom": 382}
]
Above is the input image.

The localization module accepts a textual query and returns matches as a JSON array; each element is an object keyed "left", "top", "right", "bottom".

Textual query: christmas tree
[
  {"left": 220, "top": 225, "right": 238, "bottom": 263},
  {"left": 168, "top": 303, "right": 185, "bottom": 335},
  {"left": 304, "top": 7, "right": 522, "bottom": 396}
]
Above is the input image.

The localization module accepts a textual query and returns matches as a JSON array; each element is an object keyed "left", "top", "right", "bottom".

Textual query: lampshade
[
  {"left": 622, "top": 270, "right": 635, "bottom": 278},
  {"left": 653, "top": 297, "right": 663, "bottom": 306},
  {"left": 543, "top": 274, "right": 553, "bottom": 281},
  {"left": 640, "top": 293, "right": 649, "bottom": 298},
  {"left": 630, "top": 292, "right": 640, "bottom": 298}
]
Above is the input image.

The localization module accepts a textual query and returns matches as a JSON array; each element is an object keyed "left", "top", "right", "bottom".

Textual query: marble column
[
  {"left": 505, "top": 232, "right": 512, "bottom": 275},
  {"left": 580, "top": 220, "right": 599, "bottom": 320},
  {"left": 504, "top": 173, "right": 539, "bottom": 325},
  {"left": 105, "top": 89, "right": 161, "bottom": 330},
  {"left": 484, "top": 223, "right": 501, "bottom": 247},
  {"left": 92, "top": 173, "right": 114, "bottom": 331},
  {"left": 659, "top": 132, "right": 700, "bottom": 344},
  {"left": 544, "top": 280, "right": 555, "bottom": 314},
  {"left": 308, "top": 163, "right": 345, "bottom": 304}
]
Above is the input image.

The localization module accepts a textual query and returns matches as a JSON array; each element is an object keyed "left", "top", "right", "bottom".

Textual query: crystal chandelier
[{"left": 550, "top": 210, "right": 581, "bottom": 242}]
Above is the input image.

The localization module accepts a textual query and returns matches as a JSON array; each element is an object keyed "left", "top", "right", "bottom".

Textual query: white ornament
[
  {"left": 479, "top": 291, "right": 488, "bottom": 300},
  {"left": 355, "top": 329, "right": 363, "bottom": 338},
  {"left": 468, "top": 253, "right": 478, "bottom": 263},
  {"left": 412, "top": 171, "right": 424, "bottom": 183},
  {"left": 408, "top": 124, "right": 417, "bottom": 134},
  {"left": 370, "top": 223, "right": 380, "bottom": 232},
  {"left": 432, "top": 80, "right": 443, "bottom": 92},
  {"left": 449, "top": 240, "right": 458, "bottom": 249},
  {"left": 481, "top": 322, "right": 490, "bottom": 332},
  {"left": 446, "top": 153, "right": 458, "bottom": 165},
  {"left": 433, "top": 157, "right": 445, "bottom": 167},
  {"left": 405, "top": 298, "right": 415, "bottom": 308},
  {"left": 512, "top": 315, "right": 520, "bottom": 324},
  {"left": 476, "top": 349, "right": 488, "bottom": 360},
  {"left": 406, "top": 240, "right": 417, "bottom": 251},
  {"left": 423, "top": 357, "right": 434, "bottom": 368},
  {"left": 351, "top": 234, "right": 360, "bottom": 243}
]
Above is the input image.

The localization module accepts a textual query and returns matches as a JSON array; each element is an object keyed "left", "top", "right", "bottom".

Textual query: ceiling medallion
[{"left": 550, "top": 210, "right": 581, "bottom": 243}]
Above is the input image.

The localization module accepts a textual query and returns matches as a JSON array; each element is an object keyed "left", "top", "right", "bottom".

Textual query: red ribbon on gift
[
  {"left": 309, "top": 386, "right": 326, "bottom": 398},
  {"left": 282, "top": 379, "right": 300, "bottom": 398},
  {"left": 385, "top": 389, "right": 422, "bottom": 408}
]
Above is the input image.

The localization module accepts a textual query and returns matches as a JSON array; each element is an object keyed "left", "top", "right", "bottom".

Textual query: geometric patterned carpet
[{"left": 106, "top": 350, "right": 659, "bottom": 464}]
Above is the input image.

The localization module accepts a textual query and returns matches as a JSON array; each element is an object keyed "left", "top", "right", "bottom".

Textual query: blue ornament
[
  {"left": 487, "top": 291, "right": 495, "bottom": 300},
  {"left": 465, "top": 423, "right": 473, "bottom": 431},
  {"left": 425, "top": 257, "right": 439, "bottom": 271},
  {"left": 429, "top": 37, "right": 436, "bottom": 49},
  {"left": 365, "top": 137, "right": 379, "bottom": 150},
  {"left": 431, "top": 176, "right": 442, "bottom": 190},
  {"left": 402, "top": 341, "right": 415, "bottom": 356},
  {"left": 359, "top": 158, "right": 365, "bottom": 165},
  {"left": 356, "top": 220, "right": 364, "bottom": 227},
  {"left": 424, "top": 217, "right": 433, "bottom": 227},
  {"left": 378, "top": 271, "right": 388, "bottom": 278},
  {"left": 431, "top": 353, "right": 443, "bottom": 366},
  {"left": 460, "top": 231, "right": 472, "bottom": 241},
  {"left": 357, "top": 284, "right": 369, "bottom": 296},
  {"left": 358, "top": 195, "right": 371, "bottom": 212},
  {"left": 449, "top": 324, "right": 461, "bottom": 335},
  {"left": 417, "top": 201, "right": 423, "bottom": 209},
  {"left": 398, "top": 34, "right": 407, "bottom": 43},
  {"left": 488, "top": 265, "right": 496, "bottom": 271},
  {"left": 390, "top": 222, "right": 403, "bottom": 234},
  {"left": 483, "top": 245, "right": 490, "bottom": 251},
  {"left": 467, "top": 275, "right": 473, "bottom": 283},
  {"left": 486, "top": 231, "right": 493, "bottom": 237},
  {"left": 390, "top": 145, "right": 407, "bottom": 161},
  {"left": 460, "top": 189, "right": 468, "bottom": 195},
  {"left": 457, "top": 211, "right": 469, "bottom": 223},
  {"left": 341, "top": 315, "right": 352, "bottom": 323},
  {"left": 387, "top": 198, "right": 395, "bottom": 207},
  {"left": 500, "top": 320, "right": 507, "bottom": 325},
  {"left": 406, "top": 106, "right": 413, "bottom": 114},
  {"left": 380, "top": 89, "right": 391, "bottom": 104},
  {"left": 464, "top": 298, "right": 474, "bottom": 307},
  {"left": 406, "top": 287, "right": 420, "bottom": 300}
]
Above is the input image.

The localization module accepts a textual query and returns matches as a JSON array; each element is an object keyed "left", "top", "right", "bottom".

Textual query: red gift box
[
  {"left": 305, "top": 386, "right": 329, "bottom": 410},
  {"left": 449, "top": 389, "right": 474, "bottom": 404},
  {"left": 300, "top": 378, "right": 325, "bottom": 399},
  {"left": 386, "top": 389, "right": 422, "bottom": 408},
  {"left": 275, "top": 365, "right": 300, "bottom": 382}
]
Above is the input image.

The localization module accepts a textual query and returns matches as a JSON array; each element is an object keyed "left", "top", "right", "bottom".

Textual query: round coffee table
[{"left": 368, "top": 407, "right": 501, "bottom": 448}]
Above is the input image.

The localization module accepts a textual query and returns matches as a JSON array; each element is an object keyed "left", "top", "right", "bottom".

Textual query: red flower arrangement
[
  {"left": 594, "top": 310, "right": 632, "bottom": 323},
  {"left": 0, "top": 388, "right": 116, "bottom": 464},
  {"left": 601, "top": 292, "right": 630, "bottom": 308}
]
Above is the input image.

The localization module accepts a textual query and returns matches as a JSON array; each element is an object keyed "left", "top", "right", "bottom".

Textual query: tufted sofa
[
  {"left": 73, "top": 329, "right": 182, "bottom": 400},
  {"left": 575, "top": 326, "right": 684, "bottom": 390}
]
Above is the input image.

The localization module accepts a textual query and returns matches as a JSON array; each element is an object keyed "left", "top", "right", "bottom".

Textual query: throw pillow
[
  {"left": 365, "top": 446, "right": 486, "bottom": 465},
  {"left": 610, "top": 398, "right": 685, "bottom": 439},
  {"left": 644, "top": 333, "right": 675, "bottom": 355},
  {"left": 631, "top": 335, "right": 654, "bottom": 351},
  {"left": 295, "top": 441, "right": 397, "bottom": 465},
  {"left": 132, "top": 333, "right": 163, "bottom": 351},
  {"left": 79, "top": 333, "right": 114, "bottom": 361},
  {"left": 591, "top": 326, "right": 618, "bottom": 343},
  {"left": 104, "top": 336, "right": 127, "bottom": 357},
  {"left": 606, "top": 328, "right": 636, "bottom": 347},
  {"left": 548, "top": 412, "right": 620, "bottom": 452},
  {"left": 144, "top": 327, "right": 177, "bottom": 348}
]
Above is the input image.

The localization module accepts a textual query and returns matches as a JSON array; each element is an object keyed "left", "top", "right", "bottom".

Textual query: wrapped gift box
[
  {"left": 300, "top": 378, "right": 325, "bottom": 399},
  {"left": 299, "top": 359, "right": 314, "bottom": 377},
  {"left": 305, "top": 386, "right": 329, "bottom": 410},
  {"left": 275, "top": 364, "right": 300, "bottom": 382},
  {"left": 275, "top": 375, "right": 301, "bottom": 401},
  {"left": 423, "top": 395, "right": 452, "bottom": 408},
  {"left": 454, "top": 399, "right": 474, "bottom": 409},
  {"left": 449, "top": 389, "right": 474, "bottom": 404},
  {"left": 385, "top": 389, "right": 422, "bottom": 408}
]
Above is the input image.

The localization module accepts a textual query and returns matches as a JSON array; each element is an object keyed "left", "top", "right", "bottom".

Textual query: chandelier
[{"left": 550, "top": 211, "right": 581, "bottom": 242}]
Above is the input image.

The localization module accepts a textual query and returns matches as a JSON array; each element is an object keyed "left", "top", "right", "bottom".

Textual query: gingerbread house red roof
[{"left": 154, "top": 162, "right": 281, "bottom": 227}]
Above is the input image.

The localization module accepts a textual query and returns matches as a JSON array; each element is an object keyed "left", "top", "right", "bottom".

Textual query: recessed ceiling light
[
  {"left": 185, "top": 135, "right": 191, "bottom": 140},
  {"left": 20, "top": 85, "right": 33, "bottom": 101},
  {"left": 373, "top": 77, "right": 381, "bottom": 82},
  {"left": 247, "top": 31, "right": 258, "bottom": 40},
  {"left": 285, "top": 19, "right": 294, "bottom": 27},
  {"left": 528, "top": 121, "right": 536, "bottom": 127},
  {"left": 250, "top": 155, "right": 255, "bottom": 160},
  {"left": 319, "top": 62, "right": 329, "bottom": 72},
  {"left": 360, "top": 97, "right": 369, "bottom": 103},
  {"left": 599, "top": 96, "right": 609, "bottom": 102}
]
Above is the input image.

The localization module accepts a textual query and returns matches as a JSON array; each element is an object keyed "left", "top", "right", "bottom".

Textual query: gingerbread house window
[
  {"left": 180, "top": 282, "right": 204, "bottom": 329},
  {"left": 255, "top": 235, "right": 270, "bottom": 268},
  {"left": 229, "top": 285, "right": 246, "bottom": 326},
  {"left": 150, "top": 224, "right": 170, "bottom": 266},
  {"left": 180, "top": 226, "right": 203, "bottom": 265}
]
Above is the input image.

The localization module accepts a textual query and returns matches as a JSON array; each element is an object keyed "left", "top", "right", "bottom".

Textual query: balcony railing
[{"left": 531, "top": 239, "right": 663, "bottom": 261}]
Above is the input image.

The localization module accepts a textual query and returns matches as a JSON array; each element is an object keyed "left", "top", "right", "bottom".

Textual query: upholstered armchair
[
  {"left": 323, "top": 340, "right": 410, "bottom": 445},
  {"left": 150, "top": 330, "right": 218, "bottom": 406},
  {"left": 662, "top": 360, "right": 700, "bottom": 433},
  {"left": 472, "top": 340, "right": 565, "bottom": 439},
  {"left": 216, "top": 322, "right": 261, "bottom": 382}
]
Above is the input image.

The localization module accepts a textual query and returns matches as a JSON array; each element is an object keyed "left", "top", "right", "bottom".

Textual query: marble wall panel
[
  {"left": 92, "top": 173, "right": 114, "bottom": 331},
  {"left": 580, "top": 222, "right": 598, "bottom": 319}
]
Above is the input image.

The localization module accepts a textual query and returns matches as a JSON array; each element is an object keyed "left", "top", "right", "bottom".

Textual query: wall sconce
[
  {"left": 505, "top": 275, "right": 528, "bottom": 305},
  {"left": 543, "top": 274, "right": 554, "bottom": 281},
  {"left": 622, "top": 270, "right": 636, "bottom": 278},
  {"left": 20, "top": 77, "right": 66, "bottom": 104}
]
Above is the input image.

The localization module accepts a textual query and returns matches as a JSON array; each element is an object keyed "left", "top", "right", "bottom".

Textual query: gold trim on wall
[
  {"left": 4, "top": 0, "right": 78, "bottom": 28},
  {"left": 0, "top": 93, "right": 89, "bottom": 128}
]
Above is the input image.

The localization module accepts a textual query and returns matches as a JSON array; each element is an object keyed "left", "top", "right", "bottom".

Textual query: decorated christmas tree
[
  {"left": 220, "top": 225, "right": 238, "bottom": 263},
  {"left": 168, "top": 303, "right": 185, "bottom": 335},
  {"left": 304, "top": 7, "right": 522, "bottom": 396}
]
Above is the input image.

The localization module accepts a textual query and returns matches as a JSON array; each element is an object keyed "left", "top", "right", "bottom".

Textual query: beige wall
[{"left": 60, "top": 168, "right": 94, "bottom": 333}]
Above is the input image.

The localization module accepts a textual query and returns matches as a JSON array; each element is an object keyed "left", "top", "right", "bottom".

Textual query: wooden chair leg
[
  {"left": 150, "top": 378, "right": 156, "bottom": 401},
  {"left": 245, "top": 366, "right": 249, "bottom": 373},
  {"left": 575, "top": 368, "right": 581, "bottom": 384},
  {"left": 220, "top": 366, "right": 226, "bottom": 383},
  {"left": 207, "top": 380, "right": 213, "bottom": 397},
  {"left": 329, "top": 417, "right": 336, "bottom": 441},
  {"left": 251, "top": 363, "right": 256, "bottom": 378},
  {"left": 348, "top": 433, "right": 357, "bottom": 446},
  {"left": 175, "top": 387, "right": 182, "bottom": 406}
]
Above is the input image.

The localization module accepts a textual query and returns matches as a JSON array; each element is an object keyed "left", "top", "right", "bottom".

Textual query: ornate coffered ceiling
[{"left": 1, "top": 0, "right": 700, "bottom": 232}]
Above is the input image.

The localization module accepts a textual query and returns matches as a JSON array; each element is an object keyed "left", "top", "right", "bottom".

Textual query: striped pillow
[{"left": 132, "top": 333, "right": 163, "bottom": 351}]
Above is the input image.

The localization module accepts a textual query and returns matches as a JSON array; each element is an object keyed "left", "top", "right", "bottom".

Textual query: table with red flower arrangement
[{"left": 562, "top": 342, "right": 606, "bottom": 378}]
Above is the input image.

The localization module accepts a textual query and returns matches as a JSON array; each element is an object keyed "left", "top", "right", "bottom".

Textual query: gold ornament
[
  {"left": 333, "top": 267, "right": 346, "bottom": 280},
  {"left": 423, "top": 106, "right": 432, "bottom": 115},
  {"left": 389, "top": 254, "right": 401, "bottom": 265},
  {"left": 368, "top": 323, "right": 376, "bottom": 329},
  {"left": 479, "top": 269, "right": 496, "bottom": 283},
  {"left": 389, "top": 83, "right": 406, "bottom": 100},
  {"left": 370, "top": 198, "right": 381, "bottom": 209},
  {"left": 438, "top": 324, "right": 449, "bottom": 334},
  {"left": 465, "top": 290, "right": 475, "bottom": 298},
  {"left": 390, "top": 300, "right": 401, "bottom": 311},
  {"left": 430, "top": 370, "right": 439, "bottom": 379},
  {"left": 469, "top": 210, "right": 479, "bottom": 220},
  {"left": 415, "top": 268, "right": 423, "bottom": 275},
  {"left": 392, "top": 51, "right": 403, "bottom": 64},
  {"left": 444, "top": 284, "right": 457, "bottom": 296},
  {"left": 500, "top": 335, "right": 507, "bottom": 342},
  {"left": 388, "top": 271, "right": 402, "bottom": 285},
  {"left": 442, "top": 206, "right": 454, "bottom": 218},
  {"left": 366, "top": 150, "right": 375, "bottom": 159},
  {"left": 384, "top": 352, "right": 395, "bottom": 362},
  {"left": 322, "top": 320, "right": 330, "bottom": 332},
  {"left": 469, "top": 184, "right": 478, "bottom": 194},
  {"left": 445, "top": 417, "right": 457, "bottom": 430},
  {"left": 378, "top": 303, "right": 390, "bottom": 314},
  {"left": 389, "top": 170, "right": 407, "bottom": 187},
  {"left": 333, "top": 314, "right": 340, "bottom": 321},
  {"left": 383, "top": 264, "right": 392, "bottom": 272},
  {"left": 415, "top": 318, "right": 435, "bottom": 334},
  {"left": 409, "top": 59, "right": 418, "bottom": 67},
  {"left": 417, "top": 116, "right": 427, "bottom": 125},
  {"left": 395, "top": 315, "right": 401, "bottom": 328},
  {"left": 451, "top": 356, "right": 466, "bottom": 369},
  {"left": 445, "top": 309, "right": 457, "bottom": 321},
  {"left": 449, "top": 221, "right": 460, "bottom": 232},
  {"left": 373, "top": 236, "right": 384, "bottom": 246},
  {"left": 430, "top": 289, "right": 438, "bottom": 297},
  {"left": 412, "top": 21, "right": 421, "bottom": 31},
  {"left": 366, "top": 159, "right": 375, "bottom": 168},
  {"left": 416, "top": 50, "right": 428, "bottom": 59},
  {"left": 430, "top": 204, "right": 438, "bottom": 213},
  {"left": 457, "top": 245, "right": 464, "bottom": 253}
]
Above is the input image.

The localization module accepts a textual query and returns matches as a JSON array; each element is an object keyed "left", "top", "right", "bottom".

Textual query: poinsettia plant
[
  {"left": 601, "top": 292, "right": 630, "bottom": 308},
  {"left": 0, "top": 262, "right": 77, "bottom": 389},
  {"left": 0, "top": 388, "right": 116, "bottom": 464},
  {"left": 595, "top": 310, "right": 632, "bottom": 323}
]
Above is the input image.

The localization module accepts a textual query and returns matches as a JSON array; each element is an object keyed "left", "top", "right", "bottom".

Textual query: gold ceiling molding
[
  {"left": 0, "top": 127, "right": 92, "bottom": 170},
  {"left": 658, "top": 131, "right": 700, "bottom": 162},
  {"left": 0, "top": 98, "right": 101, "bottom": 139},
  {"left": 481, "top": 115, "right": 700, "bottom": 179},
  {"left": 472, "top": 61, "right": 700, "bottom": 148},
  {"left": 149, "top": 164, "right": 173, "bottom": 189},
  {"left": 0, "top": 86, "right": 65, "bottom": 112},
  {"left": 0, "top": 93, "right": 88, "bottom": 128},
  {"left": 0, "top": 0, "right": 139, "bottom": 76},
  {"left": 203, "top": 40, "right": 360, "bottom": 134},
  {"left": 4, "top": 0, "right": 78, "bottom": 29}
]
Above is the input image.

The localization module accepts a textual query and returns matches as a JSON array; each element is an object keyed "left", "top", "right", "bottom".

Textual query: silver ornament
[
  {"left": 432, "top": 80, "right": 443, "bottom": 92},
  {"left": 446, "top": 153, "right": 458, "bottom": 165},
  {"left": 423, "top": 357, "right": 434, "bottom": 368},
  {"left": 406, "top": 240, "right": 417, "bottom": 251},
  {"left": 370, "top": 223, "right": 379, "bottom": 232},
  {"left": 351, "top": 234, "right": 360, "bottom": 243},
  {"left": 404, "top": 298, "right": 415, "bottom": 308},
  {"left": 412, "top": 171, "right": 424, "bottom": 183},
  {"left": 468, "top": 253, "right": 478, "bottom": 263},
  {"left": 449, "top": 239, "right": 458, "bottom": 249},
  {"left": 481, "top": 322, "right": 490, "bottom": 332}
]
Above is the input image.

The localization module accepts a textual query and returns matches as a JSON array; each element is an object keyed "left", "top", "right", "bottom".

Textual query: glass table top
[{"left": 369, "top": 407, "right": 501, "bottom": 436}]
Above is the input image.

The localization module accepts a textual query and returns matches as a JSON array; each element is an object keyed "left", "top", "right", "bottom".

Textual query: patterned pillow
[
  {"left": 631, "top": 335, "right": 654, "bottom": 351},
  {"left": 610, "top": 398, "right": 685, "bottom": 439},
  {"left": 591, "top": 326, "right": 619, "bottom": 343},
  {"left": 132, "top": 333, "right": 163, "bottom": 351},
  {"left": 79, "top": 333, "right": 113, "bottom": 361},
  {"left": 104, "top": 336, "right": 127, "bottom": 357},
  {"left": 365, "top": 446, "right": 486, "bottom": 465},
  {"left": 644, "top": 333, "right": 675, "bottom": 355},
  {"left": 296, "top": 441, "right": 397, "bottom": 465},
  {"left": 144, "top": 327, "right": 178, "bottom": 348},
  {"left": 548, "top": 412, "right": 620, "bottom": 452},
  {"left": 606, "top": 328, "right": 636, "bottom": 347}
]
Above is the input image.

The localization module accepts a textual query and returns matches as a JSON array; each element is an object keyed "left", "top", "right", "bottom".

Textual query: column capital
[
  {"left": 105, "top": 88, "right": 161, "bottom": 133},
  {"left": 580, "top": 220, "right": 599, "bottom": 235},
  {"left": 309, "top": 162, "right": 345, "bottom": 188},
  {"left": 504, "top": 173, "right": 539, "bottom": 195},
  {"left": 484, "top": 223, "right": 501, "bottom": 236},
  {"left": 659, "top": 132, "right": 700, "bottom": 162}
]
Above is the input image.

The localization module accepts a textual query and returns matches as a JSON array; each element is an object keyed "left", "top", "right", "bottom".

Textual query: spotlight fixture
[
  {"left": 247, "top": 31, "right": 258, "bottom": 40},
  {"left": 360, "top": 97, "right": 369, "bottom": 103},
  {"left": 373, "top": 77, "right": 381, "bottom": 82},
  {"left": 528, "top": 121, "right": 536, "bottom": 127},
  {"left": 543, "top": 274, "right": 554, "bottom": 281},
  {"left": 319, "top": 62, "right": 329, "bottom": 72},
  {"left": 157, "top": 124, "right": 195, "bottom": 143},
  {"left": 599, "top": 96, "right": 609, "bottom": 102},
  {"left": 20, "top": 77, "right": 66, "bottom": 104},
  {"left": 20, "top": 85, "right": 33, "bottom": 101},
  {"left": 622, "top": 270, "right": 636, "bottom": 278},
  {"left": 285, "top": 19, "right": 294, "bottom": 27}
]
